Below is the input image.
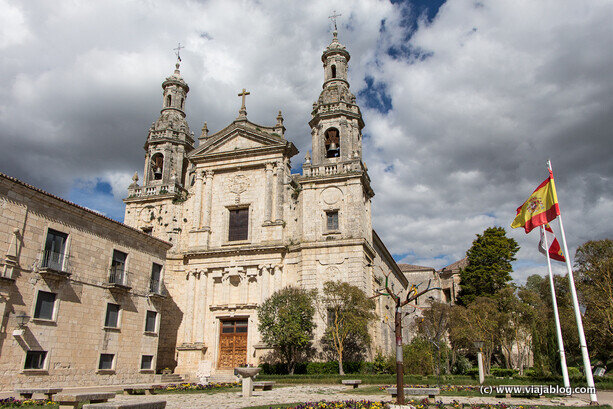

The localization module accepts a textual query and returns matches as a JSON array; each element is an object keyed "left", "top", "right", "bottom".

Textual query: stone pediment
[{"left": 189, "top": 121, "right": 297, "bottom": 159}]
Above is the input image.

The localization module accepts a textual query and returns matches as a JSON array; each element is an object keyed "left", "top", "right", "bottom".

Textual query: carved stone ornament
[
  {"left": 227, "top": 174, "right": 250, "bottom": 203},
  {"left": 139, "top": 206, "right": 156, "bottom": 223},
  {"left": 321, "top": 186, "right": 343, "bottom": 205}
]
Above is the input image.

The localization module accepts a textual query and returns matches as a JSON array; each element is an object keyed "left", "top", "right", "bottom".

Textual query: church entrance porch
[{"left": 217, "top": 318, "right": 248, "bottom": 369}]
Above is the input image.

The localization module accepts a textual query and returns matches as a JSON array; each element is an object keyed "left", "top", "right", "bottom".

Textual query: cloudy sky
[{"left": 1, "top": 0, "right": 611, "bottom": 282}]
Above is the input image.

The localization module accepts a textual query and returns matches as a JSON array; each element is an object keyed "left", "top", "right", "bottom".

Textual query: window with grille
[
  {"left": 150, "top": 263, "right": 162, "bottom": 293},
  {"left": 98, "top": 353, "right": 114, "bottom": 370},
  {"left": 141, "top": 355, "right": 154, "bottom": 370},
  {"left": 326, "top": 211, "right": 339, "bottom": 231},
  {"left": 24, "top": 351, "right": 47, "bottom": 370},
  {"left": 145, "top": 310, "right": 157, "bottom": 333},
  {"left": 43, "top": 229, "right": 68, "bottom": 271},
  {"left": 228, "top": 208, "right": 249, "bottom": 241},
  {"left": 34, "top": 291, "right": 56, "bottom": 320},
  {"left": 104, "top": 303, "right": 120, "bottom": 328}
]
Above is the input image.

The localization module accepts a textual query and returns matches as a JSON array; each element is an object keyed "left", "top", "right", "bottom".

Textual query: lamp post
[
  {"left": 474, "top": 340, "right": 485, "bottom": 385},
  {"left": 15, "top": 311, "right": 30, "bottom": 328}
]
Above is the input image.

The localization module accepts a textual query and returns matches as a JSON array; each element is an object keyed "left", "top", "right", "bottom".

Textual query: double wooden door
[{"left": 217, "top": 319, "right": 248, "bottom": 369}]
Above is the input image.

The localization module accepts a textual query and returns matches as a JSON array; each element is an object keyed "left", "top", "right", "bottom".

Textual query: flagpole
[
  {"left": 541, "top": 225, "right": 570, "bottom": 387},
  {"left": 547, "top": 161, "right": 597, "bottom": 404}
]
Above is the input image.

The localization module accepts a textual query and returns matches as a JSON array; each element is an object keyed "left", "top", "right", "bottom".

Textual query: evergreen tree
[{"left": 457, "top": 227, "right": 519, "bottom": 305}]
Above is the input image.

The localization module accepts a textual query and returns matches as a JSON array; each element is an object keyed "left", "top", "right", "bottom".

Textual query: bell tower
[
  {"left": 306, "top": 28, "right": 364, "bottom": 168},
  {"left": 124, "top": 51, "right": 195, "bottom": 243}
]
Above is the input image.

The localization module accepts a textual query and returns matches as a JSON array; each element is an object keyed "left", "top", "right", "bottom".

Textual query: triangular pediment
[{"left": 189, "top": 121, "right": 292, "bottom": 159}]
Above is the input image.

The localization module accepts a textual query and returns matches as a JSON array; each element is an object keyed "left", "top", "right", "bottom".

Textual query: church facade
[{"left": 123, "top": 31, "right": 407, "bottom": 379}]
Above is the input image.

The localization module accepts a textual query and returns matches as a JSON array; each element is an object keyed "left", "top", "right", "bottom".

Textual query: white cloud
[{"left": 0, "top": 0, "right": 611, "bottom": 283}]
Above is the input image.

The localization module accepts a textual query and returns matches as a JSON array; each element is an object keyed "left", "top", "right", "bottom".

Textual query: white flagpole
[
  {"left": 541, "top": 225, "right": 570, "bottom": 387},
  {"left": 547, "top": 160, "right": 597, "bottom": 403}
]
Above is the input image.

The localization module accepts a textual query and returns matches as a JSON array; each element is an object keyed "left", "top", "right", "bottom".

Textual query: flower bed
[
  {"left": 156, "top": 381, "right": 240, "bottom": 392},
  {"left": 0, "top": 397, "right": 52, "bottom": 407},
  {"left": 279, "top": 401, "right": 385, "bottom": 409},
  {"left": 377, "top": 385, "right": 480, "bottom": 392}
]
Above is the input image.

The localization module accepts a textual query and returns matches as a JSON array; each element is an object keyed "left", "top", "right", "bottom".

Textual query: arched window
[
  {"left": 331, "top": 65, "right": 337, "bottom": 79},
  {"left": 180, "top": 98, "right": 184, "bottom": 109},
  {"left": 166, "top": 95, "right": 172, "bottom": 107},
  {"left": 324, "top": 128, "right": 340, "bottom": 158},
  {"left": 151, "top": 153, "right": 164, "bottom": 180}
]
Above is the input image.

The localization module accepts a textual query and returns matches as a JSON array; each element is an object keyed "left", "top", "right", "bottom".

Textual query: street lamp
[
  {"left": 15, "top": 311, "right": 30, "bottom": 328},
  {"left": 474, "top": 340, "right": 485, "bottom": 385}
]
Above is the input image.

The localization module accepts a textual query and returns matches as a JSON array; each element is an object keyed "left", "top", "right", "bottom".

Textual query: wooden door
[{"left": 217, "top": 319, "right": 248, "bottom": 369}]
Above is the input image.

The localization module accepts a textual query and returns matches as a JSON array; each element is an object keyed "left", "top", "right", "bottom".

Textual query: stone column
[
  {"left": 195, "top": 271, "right": 207, "bottom": 342},
  {"left": 192, "top": 171, "right": 204, "bottom": 230},
  {"left": 259, "top": 266, "right": 270, "bottom": 301},
  {"left": 184, "top": 272, "right": 196, "bottom": 343},
  {"left": 264, "top": 163, "right": 274, "bottom": 223},
  {"left": 275, "top": 161, "right": 285, "bottom": 222},
  {"left": 202, "top": 171, "right": 214, "bottom": 229}
]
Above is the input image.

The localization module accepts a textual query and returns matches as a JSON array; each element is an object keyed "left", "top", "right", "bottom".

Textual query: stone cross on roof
[
  {"left": 237, "top": 88, "right": 250, "bottom": 118},
  {"left": 174, "top": 42, "right": 184, "bottom": 62},
  {"left": 329, "top": 10, "right": 342, "bottom": 31}
]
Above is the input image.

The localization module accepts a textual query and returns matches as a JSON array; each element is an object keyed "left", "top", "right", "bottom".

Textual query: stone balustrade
[
  {"left": 127, "top": 183, "right": 181, "bottom": 198},
  {"left": 302, "top": 160, "right": 363, "bottom": 177}
]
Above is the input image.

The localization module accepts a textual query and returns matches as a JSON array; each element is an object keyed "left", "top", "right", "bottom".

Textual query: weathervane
[
  {"left": 329, "top": 10, "right": 341, "bottom": 31},
  {"left": 173, "top": 42, "right": 184, "bottom": 62}
]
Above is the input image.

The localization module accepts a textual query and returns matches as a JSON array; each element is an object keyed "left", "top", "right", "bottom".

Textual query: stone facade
[
  {"left": 0, "top": 173, "right": 171, "bottom": 389},
  {"left": 123, "top": 31, "right": 409, "bottom": 380}
]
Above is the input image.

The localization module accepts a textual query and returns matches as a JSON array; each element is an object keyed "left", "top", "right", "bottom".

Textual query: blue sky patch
[
  {"left": 69, "top": 179, "right": 125, "bottom": 223},
  {"left": 358, "top": 76, "right": 393, "bottom": 114}
]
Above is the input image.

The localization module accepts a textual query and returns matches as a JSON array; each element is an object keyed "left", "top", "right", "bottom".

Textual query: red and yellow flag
[
  {"left": 539, "top": 223, "right": 565, "bottom": 262},
  {"left": 511, "top": 170, "right": 560, "bottom": 233}
]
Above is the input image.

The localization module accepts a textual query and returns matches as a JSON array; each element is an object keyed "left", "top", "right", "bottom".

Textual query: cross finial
[
  {"left": 329, "top": 10, "right": 342, "bottom": 31},
  {"left": 173, "top": 42, "right": 184, "bottom": 62},
  {"left": 237, "top": 88, "right": 250, "bottom": 118}
]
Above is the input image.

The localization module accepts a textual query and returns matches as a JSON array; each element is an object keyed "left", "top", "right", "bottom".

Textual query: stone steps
[
  {"left": 159, "top": 374, "right": 184, "bottom": 383},
  {"left": 208, "top": 370, "right": 238, "bottom": 384}
]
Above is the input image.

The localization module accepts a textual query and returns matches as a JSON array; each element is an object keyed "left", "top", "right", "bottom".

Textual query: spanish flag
[
  {"left": 539, "top": 224, "right": 565, "bottom": 262},
  {"left": 511, "top": 170, "right": 560, "bottom": 233}
]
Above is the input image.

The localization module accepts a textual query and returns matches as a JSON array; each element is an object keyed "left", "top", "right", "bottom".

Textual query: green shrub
[
  {"left": 567, "top": 367, "right": 582, "bottom": 377},
  {"left": 452, "top": 355, "right": 472, "bottom": 375},
  {"left": 491, "top": 367, "right": 517, "bottom": 377}
]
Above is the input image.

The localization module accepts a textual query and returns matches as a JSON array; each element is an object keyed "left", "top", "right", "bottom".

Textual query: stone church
[{"left": 123, "top": 30, "right": 408, "bottom": 379}]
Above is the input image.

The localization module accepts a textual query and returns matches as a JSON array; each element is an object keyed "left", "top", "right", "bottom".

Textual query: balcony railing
[
  {"left": 106, "top": 267, "right": 131, "bottom": 290},
  {"left": 37, "top": 250, "right": 71, "bottom": 278},
  {"left": 127, "top": 182, "right": 183, "bottom": 199},
  {"left": 149, "top": 278, "right": 163, "bottom": 295}
]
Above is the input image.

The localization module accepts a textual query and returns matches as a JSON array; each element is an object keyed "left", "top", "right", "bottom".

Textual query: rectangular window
[
  {"left": 150, "top": 263, "right": 162, "bottom": 293},
  {"left": 145, "top": 310, "right": 157, "bottom": 333},
  {"left": 141, "top": 355, "right": 154, "bottom": 370},
  {"left": 228, "top": 208, "right": 249, "bottom": 241},
  {"left": 24, "top": 351, "right": 47, "bottom": 370},
  {"left": 326, "top": 211, "right": 339, "bottom": 231},
  {"left": 33, "top": 291, "right": 56, "bottom": 320},
  {"left": 98, "top": 353, "right": 114, "bottom": 370},
  {"left": 104, "top": 303, "right": 120, "bottom": 328},
  {"left": 110, "top": 250, "right": 128, "bottom": 284},
  {"left": 42, "top": 229, "right": 68, "bottom": 271}
]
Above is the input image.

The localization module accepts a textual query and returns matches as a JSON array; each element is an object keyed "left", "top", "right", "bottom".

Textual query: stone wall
[{"left": 0, "top": 174, "right": 170, "bottom": 389}]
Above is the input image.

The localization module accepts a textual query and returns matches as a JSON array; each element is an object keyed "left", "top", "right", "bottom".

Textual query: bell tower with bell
[{"left": 124, "top": 44, "right": 195, "bottom": 243}]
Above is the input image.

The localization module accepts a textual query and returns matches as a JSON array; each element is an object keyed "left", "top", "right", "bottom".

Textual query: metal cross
[
  {"left": 329, "top": 10, "right": 342, "bottom": 31},
  {"left": 238, "top": 88, "right": 250, "bottom": 110},
  {"left": 173, "top": 43, "right": 184, "bottom": 61}
]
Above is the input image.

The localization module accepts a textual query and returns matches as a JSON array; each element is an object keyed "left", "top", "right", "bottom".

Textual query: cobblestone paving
[{"left": 111, "top": 385, "right": 592, "bottom": 409}]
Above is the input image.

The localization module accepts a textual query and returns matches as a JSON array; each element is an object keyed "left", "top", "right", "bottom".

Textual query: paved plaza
[{"left": 95, "top": 385, "right": 599, "bottom": 409}]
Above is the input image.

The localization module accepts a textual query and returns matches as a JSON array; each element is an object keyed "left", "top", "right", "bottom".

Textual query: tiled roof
[
  {"left": 439, "top": 257, "right": 468, "bottom": 272},
  {"left": 398, "top": 263, "right": 435, "bottom": 272},
  {"left": 0, "top": 171, "right": 171, "bottom": 247}
]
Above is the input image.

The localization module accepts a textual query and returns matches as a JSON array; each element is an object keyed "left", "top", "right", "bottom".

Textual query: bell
[{"left": 328, "top": 142, "right": 338, "bottom": 151}]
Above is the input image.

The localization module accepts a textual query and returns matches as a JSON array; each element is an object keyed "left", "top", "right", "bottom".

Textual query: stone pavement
[{"left": 102, "top": 385, "right": 594, "bottom": 409}]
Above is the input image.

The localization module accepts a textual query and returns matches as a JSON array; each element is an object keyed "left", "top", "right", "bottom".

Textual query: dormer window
[{"left": 325, "top": 128, "right": 340, "bottom": 158}]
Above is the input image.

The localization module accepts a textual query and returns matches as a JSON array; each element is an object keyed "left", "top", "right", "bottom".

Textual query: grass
[{"left": 256, "top": 374, "right": 613, "bottom": 390}]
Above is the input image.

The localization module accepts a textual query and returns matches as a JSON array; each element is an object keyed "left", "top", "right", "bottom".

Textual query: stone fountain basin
[{"left": 234, "top": 367, "right": 261, "bottom": 378}]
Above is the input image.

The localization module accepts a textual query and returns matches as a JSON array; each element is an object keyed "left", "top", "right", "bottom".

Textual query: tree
[
  {"left": 415, "top": 302, "right": 452, "bottom": 376},
  {"left": 575, "top": 239, "right": 613, "bottom": 369},
  {"left": 319, "top": 281, "right": 376, "bottom": 375},
  {"left": 457, "top": 227, "right": 520, "bottom": 305},
  {"left": 257, "top": 286, "right": 316, "bottom": 374}
]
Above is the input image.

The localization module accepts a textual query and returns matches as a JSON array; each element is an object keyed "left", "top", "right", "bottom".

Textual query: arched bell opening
[
  {"left": 325, "top": 127, "right": 340, "bottom": 158},
  {"left": 331, "top": 65, "right": 337, "bottom": 79},
  {"left": 151, "top": 153, "right": 164, "bottom": 180},
  {"left": 166, "top": 95, "right": 172, "bottom": 108}
]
